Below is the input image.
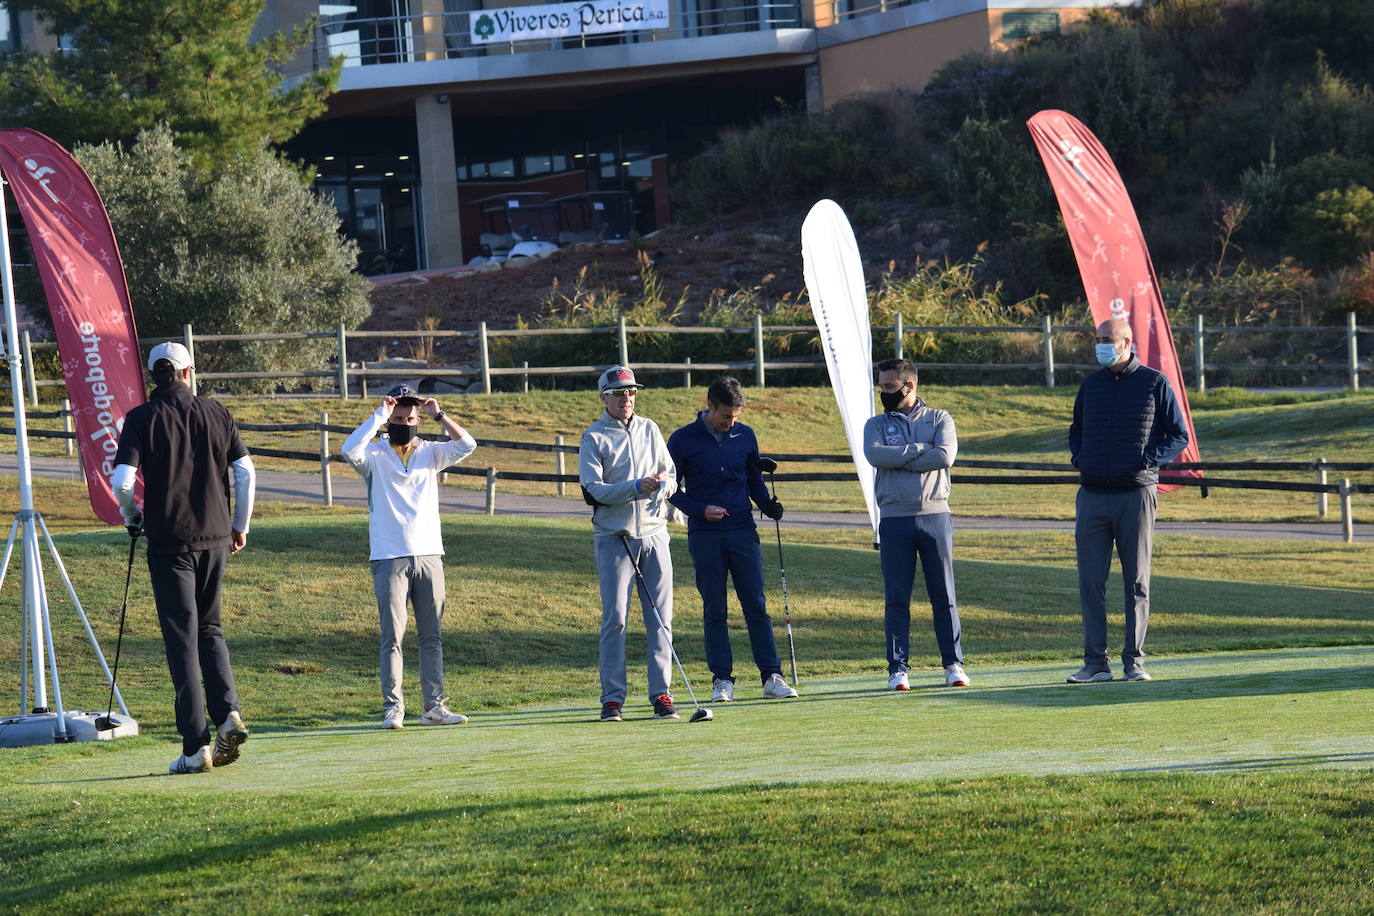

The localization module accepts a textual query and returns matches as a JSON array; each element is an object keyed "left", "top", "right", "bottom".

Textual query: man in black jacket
[
  {"left": 112, "top": 342, "right": 256, "bottom": 774},
  {"left": 1068, "top": 318, "right": 1188, "bottom": 684}
]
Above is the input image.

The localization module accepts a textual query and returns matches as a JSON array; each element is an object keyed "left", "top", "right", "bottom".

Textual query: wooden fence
[
  {"left": 5, "top": 409, "right": 1370, "bottom": 542},
  {"left": 10, "top": 312, "right": 1371, "bottom": 403}
]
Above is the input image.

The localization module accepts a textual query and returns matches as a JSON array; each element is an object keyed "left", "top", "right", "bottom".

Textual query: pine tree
[{"left": 0, "top": 0, "right": 340, "bottom": 171}]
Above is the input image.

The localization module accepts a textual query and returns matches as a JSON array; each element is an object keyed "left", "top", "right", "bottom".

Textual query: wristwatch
[{"left": 433, "top": 411, "right": 446, "bottom": 422}]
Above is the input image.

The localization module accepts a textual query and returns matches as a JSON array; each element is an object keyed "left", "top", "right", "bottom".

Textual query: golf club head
[
  {"left": 94, "top": 716, "right": 117, "bottom": 731},
  {"left": 689, "top": 707, "right": 713, "bottom": 723},
  {"left": 757, "top": 456, "right": 778, "bottom": 474}
]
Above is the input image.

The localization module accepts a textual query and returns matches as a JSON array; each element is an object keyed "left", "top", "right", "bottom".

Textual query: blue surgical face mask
[{"left": 1095, "top": 343, "right": 1122, "bottom": 367}]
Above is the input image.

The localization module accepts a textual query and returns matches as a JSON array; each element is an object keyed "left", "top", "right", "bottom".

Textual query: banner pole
[{"left": 0, "top": 174, "right": 48, "bottom": 711}]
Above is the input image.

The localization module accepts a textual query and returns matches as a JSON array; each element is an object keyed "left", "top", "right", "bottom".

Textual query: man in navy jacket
[
  {"left": 1068, "top": 318, "right": 1189, "bottom": 684},
  {"left": 668, "top": 377, "right": 798, "bottom": 702}
]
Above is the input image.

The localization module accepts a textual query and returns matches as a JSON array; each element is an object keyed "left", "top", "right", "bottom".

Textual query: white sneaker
[
  {"left": 382, "top": 708, "right": 405, "bottom": 729},
  {"left": 762, "top": 673, "right": 798, "bottom": 699},
  {"left": 711, "top": 679, "right": 735, "bottom": 702},
  {"left": 888, "top": 671, "right": 910, "bottom": 691},
  {"left": 419, "top": 703, "right": 468, "bottom": 726},
  {"left": 944, "top": 663, "right": 970, "bottom": 687},
  {"left": 169, "top": 745, "right": 212, "bottom": 775}
]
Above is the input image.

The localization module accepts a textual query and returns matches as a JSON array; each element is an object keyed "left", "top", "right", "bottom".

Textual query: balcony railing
[
  {"left": 310, "top": 2, "right": 804, "bottom": 70},
  {"left": 822, "top": 0, "right": 922, "bottom": 23}
]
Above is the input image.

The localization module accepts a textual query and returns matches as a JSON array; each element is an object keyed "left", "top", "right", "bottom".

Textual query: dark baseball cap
[{"left": 387, "top": 384, "right": 421, "bottom": 406}]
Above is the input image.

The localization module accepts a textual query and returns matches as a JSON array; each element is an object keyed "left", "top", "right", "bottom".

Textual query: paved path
[{"left": 5, "top": 454, "right": 1368, "bottom": 542}]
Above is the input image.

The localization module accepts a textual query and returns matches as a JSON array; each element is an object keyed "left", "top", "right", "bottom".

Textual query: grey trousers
[
  {"left": 595, "top": 532, "right": 674, "bottom": 705},
  {"left": 371, "top": 554, "right": 447, "bottom": 713},
  {"left": 1074, "top": 486, "right": 1157, "bottom": 668}
]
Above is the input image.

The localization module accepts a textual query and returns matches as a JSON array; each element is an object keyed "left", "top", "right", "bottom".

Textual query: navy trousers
[
  {"left": 687, "top": 526, "right": 782, "bottom": 683},
  {"left": 879, "top": 513, "right": 962, "bottom": 672}
]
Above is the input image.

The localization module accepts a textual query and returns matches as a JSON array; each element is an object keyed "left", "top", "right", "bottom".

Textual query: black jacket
[{"left": 113, "top": 381, "right": 248, "bottom": 555}]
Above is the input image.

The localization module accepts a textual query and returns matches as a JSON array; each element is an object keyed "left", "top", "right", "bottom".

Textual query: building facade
[{"left": 4, "top": 0, "right": 1132, "bottom": 273}]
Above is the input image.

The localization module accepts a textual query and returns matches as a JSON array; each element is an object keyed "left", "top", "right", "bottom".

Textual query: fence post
[
  {"left": 479, "top": 321, "right": 492, "bottom": 395},
  {"left": 555, "top": 434, "right": 566, "bottom": 496},
  {"left": 683, "top": 355, "right": 692, "bottom": 389},
  {"left": 521, "top": 360, "right": 529, "bottom": 394},
  {"left": 1339, "top": 478, "right": 1353, "bottom": 543},
  {"left": 617, "top": 314, "right": 629, "bottom": 368},
  {"left": 61, "top": 398, "right": 73, "bottom": 457},
  {"left": 485, "top": 467, "right": 497, "bottom": 515},
  {"left": 336, "top": 323, "right": 348, "bottom": 399},
  {"left": 21, "top": 330, "right": 37, "bottom": 407},
  {"left": 183, "top": 324, "right": 197, "bottom": 397},
  {"left": 319, "top": 411, "right": 333, "bottom": 507},
  {"left": 1041, "top": 315, "right": 1054, "bottom": 389},
  {"left": 1316, "top": 456, "right": 1328, "bottom": 519},
  {"left": 894, "top": 313, "right": 904, "bottom": 360},
  {"left": 754, "top": 313, "right": 765, "bottom": 388},
  {"left": 1194, "top": 314, "right": 1206, "bottom": 393},
  {"left": 1348, "top": 312, "right": 1359, "bottom": 391}
]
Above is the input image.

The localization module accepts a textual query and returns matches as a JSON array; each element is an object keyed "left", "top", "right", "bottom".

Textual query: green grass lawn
[
  {"left": 1, "top": 509, "right": 1371, "bottom": 912},
  {"left": 10, "top": 386, "right": 1374, "bottom": 523}
]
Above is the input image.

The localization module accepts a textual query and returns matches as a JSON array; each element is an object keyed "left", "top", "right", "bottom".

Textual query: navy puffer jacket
[{"left": 1069, "top": 356, "right": 1189, "bottom": 491}]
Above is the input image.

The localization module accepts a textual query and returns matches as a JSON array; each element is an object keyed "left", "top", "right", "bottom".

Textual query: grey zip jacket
[
  {"left": 862, "top": 398, "right": 958, "bottom": 517},
  {"left": 579, "top": 410, "right": 678, "bottom": 537}
]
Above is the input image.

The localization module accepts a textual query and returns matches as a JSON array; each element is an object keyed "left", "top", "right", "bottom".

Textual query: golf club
[
  {"left": 96, "top": 531, "right": 139, "bottom": 731},
  {"left": 617, "top": 533, "right": 712, "bottom": 722},
  {"left": 757, "top": 456, "right": 798, "bottom": 686}
]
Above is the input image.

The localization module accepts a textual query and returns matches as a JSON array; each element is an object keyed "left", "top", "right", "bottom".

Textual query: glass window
[
  {"left": 488, "top": 158, "right": 515, "bottom": 178},
  {"left": 523, "top": 154, "right": 553, "bottom": 175}
]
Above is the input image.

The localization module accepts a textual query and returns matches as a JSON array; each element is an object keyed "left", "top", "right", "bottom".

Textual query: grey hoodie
[
  {"left": 862, "top": 398, "right": 958, "bottom": 517},
  {"left": 579, "top": 409, "right": 678, "bottom": 538}
]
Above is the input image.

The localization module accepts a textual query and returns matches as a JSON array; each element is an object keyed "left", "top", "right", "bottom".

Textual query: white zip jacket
[
  {"left": 579, "top": 410, "right": 677, "bottom": 538},
  {"left": 342, "top": 406, "right": 477, "bottom": 561}
]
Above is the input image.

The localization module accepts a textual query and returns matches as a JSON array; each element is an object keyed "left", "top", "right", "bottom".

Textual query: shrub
[
  {"left": 1288, "top": 185, "right": 1374, "bottom": 270},
  {"left": 55, "top": 125, "right": 372, "bottom": 392},
  {"left": 1064, "top": 22, "right": 1175, "bottom": 173},
  {"left": 942, "top": 118, "right": 1053, "bottom": 239},
  {"left": 1275, "top": 59, "right": 1374, "bottom": 167},
  {"left": 1260, "top": 0, "right": 1374, "bottom": 84}
]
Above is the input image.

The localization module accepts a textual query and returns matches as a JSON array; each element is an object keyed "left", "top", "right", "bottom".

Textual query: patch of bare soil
[{"left": 363, "top": 204, "right": 960, "bottom": 367}]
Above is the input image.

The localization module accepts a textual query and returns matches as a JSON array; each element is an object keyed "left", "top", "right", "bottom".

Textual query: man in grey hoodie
[
  {"left": 862, "top": 358, "right": 969, "bottom": 691},
  {"left": 579, "top": 366, "right": 681, "bottom": 722}
]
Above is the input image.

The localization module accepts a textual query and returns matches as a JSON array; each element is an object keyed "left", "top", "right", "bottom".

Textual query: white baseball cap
[{"left": 147, "top": 341, "right": 193, "bottom": 371}]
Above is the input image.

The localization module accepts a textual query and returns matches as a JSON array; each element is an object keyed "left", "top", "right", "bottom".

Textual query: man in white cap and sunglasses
[
  {"left": 112, "top": 342, "right": 256, "bottom": 774},
  {"left": 579, "top": 366, "right": 679, "bottom": 722},
  {"left": 342, "top": 384, "right": 477, "bottom": 730}
]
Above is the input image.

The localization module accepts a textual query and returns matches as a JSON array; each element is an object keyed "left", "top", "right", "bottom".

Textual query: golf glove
[{"left": 762, "top": 500, "right": 784, "bottom": 520}]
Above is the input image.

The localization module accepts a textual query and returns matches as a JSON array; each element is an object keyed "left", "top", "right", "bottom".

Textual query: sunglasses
[{"left": 604, "top": 388, "right": 638, "bottom": 397}]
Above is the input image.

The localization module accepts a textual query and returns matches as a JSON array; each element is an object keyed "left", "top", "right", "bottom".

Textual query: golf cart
[
  {"left": 468, "top": 192, "right": 561, "bottom": 263},
  {"left": 554, "top": 190, "right": 634, "bottom": 244}
]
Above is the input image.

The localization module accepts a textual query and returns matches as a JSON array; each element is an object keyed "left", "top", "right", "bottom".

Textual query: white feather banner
[{"left": 802, "top": 199, "right": 878, "bottom": 541}]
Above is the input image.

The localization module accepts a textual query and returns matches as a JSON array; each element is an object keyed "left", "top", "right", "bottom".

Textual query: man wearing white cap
[
  {"left": 578, "top": 366, "right": 680, "bottom": 722},
  {"left": 342, "top": 384, "right": 477, "bottom": 730},
  {"left": 112, "top": 342, "right": 256, "bottom": 775}
]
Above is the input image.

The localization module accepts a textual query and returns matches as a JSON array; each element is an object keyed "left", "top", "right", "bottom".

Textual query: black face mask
[
  {"left": 387, "top": 423, "right": 417, "bottom": 446},
  {"left": 879, "top": 389, "right": 908, "bottom": 413}
]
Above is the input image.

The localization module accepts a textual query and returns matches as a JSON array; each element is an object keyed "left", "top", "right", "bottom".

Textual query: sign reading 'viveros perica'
[{"left": 471, "top": 0, "right": 669, "bottom": 43}]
